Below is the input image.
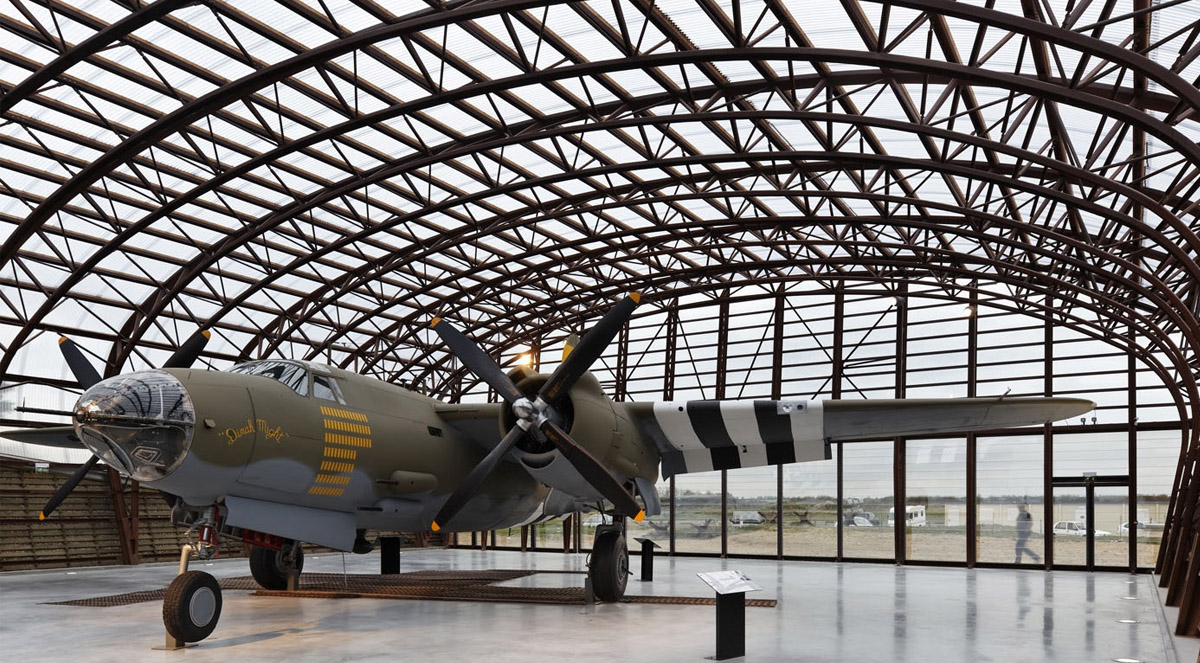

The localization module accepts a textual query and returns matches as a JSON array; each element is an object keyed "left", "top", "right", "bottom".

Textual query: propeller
[
  {"left": 37, "top": 329, "right": 210, "bottom": 520},
  {"left": 430, "top": 293, "right": 644, "bottom": 532},
  {"left": 39, "top": 455, "right": 100, "bottom": 520}
]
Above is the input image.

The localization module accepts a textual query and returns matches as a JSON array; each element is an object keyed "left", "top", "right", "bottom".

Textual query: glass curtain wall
[
  {"left": 977, "top": 434, "right": 1044, "bottom": 565},
  {"left": 460, "top": 288, "right": 1183, "bottom": 572},
  {"left": 906, "top": 438, "right": 967, "bottom": 562},
  {"left": 842, "top": 441, "right": 895, "bottom": 559},
  {"left": 782, "top": 446, "right": 839, "bottom": 558},
  {"left": 1053, "top": 433, "right": 1130, "bottom": 566},
  {"left": 1138, "top": 429, "right": 1182, "bottom": 563},
  {"left": 726, "top": 467, "right": 780, "bottom": 556}
]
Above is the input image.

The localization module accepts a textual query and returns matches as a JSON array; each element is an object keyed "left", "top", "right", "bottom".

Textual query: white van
[{"left": 888, "top": 505, "right": 927, "bottom": 527}]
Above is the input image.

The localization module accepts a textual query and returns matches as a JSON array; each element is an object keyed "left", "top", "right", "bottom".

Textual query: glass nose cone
[{"left": 74, "top": 370, "right": 195, "bottom": 482}]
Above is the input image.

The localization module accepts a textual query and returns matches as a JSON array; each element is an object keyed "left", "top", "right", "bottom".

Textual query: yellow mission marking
[
  {"left": 315, "top": 473, "right": 351, "bottom": 486},
  {"left": 308, "top": 485, "right": 344, "bottom": 497},
  {"left": 324, "top": 419, "right": 371, "bottom": 435},
  {"left": 320, "top": 460, "right": 354, "bottom": 473},
  {"left": 323, "top": 447, "right": 357, "bottom": 460},
  {"left": 325, "top": 432, "right": 372, "bottom": 448},
  {"left": 319, "top": 405, "right": 368, "bottom": 422}
]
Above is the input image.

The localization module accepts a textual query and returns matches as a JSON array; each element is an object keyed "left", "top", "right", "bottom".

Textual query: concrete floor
[{"left": 0, "top": 549, "right": 1192, "bottom": 663}]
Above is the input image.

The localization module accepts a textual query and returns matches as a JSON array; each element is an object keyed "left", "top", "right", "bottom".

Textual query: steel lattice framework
[{"left": 3, "top": 0, "right": 1200, "bottom": 633}]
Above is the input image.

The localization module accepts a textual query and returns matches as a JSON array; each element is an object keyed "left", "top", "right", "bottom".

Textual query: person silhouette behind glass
[{"left": 1015, "top": 503, "right": 1041, "bottom": 563}]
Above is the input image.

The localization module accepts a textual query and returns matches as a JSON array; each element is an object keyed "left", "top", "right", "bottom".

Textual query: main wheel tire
[
  {"left": 590, "top": 531, "right": 629, "bottom": 602},
  {"left": 163, "top": 571, "right": 222, "bottom": 643},
  {"left": 249, "top": 544, "right": 304, "bottom": 590}
]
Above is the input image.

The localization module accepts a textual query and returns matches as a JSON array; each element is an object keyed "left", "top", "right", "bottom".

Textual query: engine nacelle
[{"left": 500, "top": 367, "right": 656, "bottom": 504}]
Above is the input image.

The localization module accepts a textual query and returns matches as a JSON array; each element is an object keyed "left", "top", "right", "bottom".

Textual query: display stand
[
  {"left": 381, "top": 536, "right": 401, "bottom": 574},
  {"left": 697, "top": 570, "right": 761, "bottom": 661},
  {"left": 633, "top": 537, "right": 661, "bottom": 581}
]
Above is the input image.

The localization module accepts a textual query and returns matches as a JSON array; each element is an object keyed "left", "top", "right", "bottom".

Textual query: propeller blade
[
  {"left": 58, "top": 337, "right": 102, "bottom": 390},
  {"left": 561, "top": 333, "right": 579, "bottom": 362},
  {"left": 430, "top": 317, "right": 524, "bottom": 404},
  {"left": 39, "top": 454, "right": 100, "bottom": 521},
  {"left": 431, "top": 425, "right": 526, "bottom": 532},
  {"left": 539, "top": 293, "right": 640, "bottom": 403},
  {"left": 162, "top": 329, "right": 211, "bottom": 369},
  {"left": 539, "top": 419, "right": 643, "bottom": 519}
]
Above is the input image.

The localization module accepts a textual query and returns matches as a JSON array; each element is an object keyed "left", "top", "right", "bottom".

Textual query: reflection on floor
[{"left": 0, "top": 548, "right": 1189, "bottom": 662}]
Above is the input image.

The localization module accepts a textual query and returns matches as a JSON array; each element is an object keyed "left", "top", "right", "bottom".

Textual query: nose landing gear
[{"left": 163, "top": 570, "right": 222, "bottom": 643}]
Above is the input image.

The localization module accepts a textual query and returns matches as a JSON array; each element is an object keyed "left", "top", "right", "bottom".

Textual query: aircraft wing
[
  {"left": 0, "top": 425, "right": 81, "bottom": 449},
  {"left": 624, "top": 396, "right": 1093, "bottom": 479},
  {"left": 433, "top": 402, "right": 506, "bottom": 451}
]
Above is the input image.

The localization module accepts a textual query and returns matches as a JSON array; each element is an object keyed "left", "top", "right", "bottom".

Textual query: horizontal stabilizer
[
  {"left": 1, "top": 426, "right": 81, "bottom": 449},
  {"left": 823, "top": 397, "right": 1094, "bottom": 440}
]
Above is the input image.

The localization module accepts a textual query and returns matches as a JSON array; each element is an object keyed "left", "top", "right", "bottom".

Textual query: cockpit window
[
  {"left": 312, "top": 374, "right": 345, "bottom": 404},
  {"left": 228, "top": 360, "right": 309, "bottom": 396}
]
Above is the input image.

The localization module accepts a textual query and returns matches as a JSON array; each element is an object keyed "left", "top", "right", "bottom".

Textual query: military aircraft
[{"left": 3, "top": 292, "right": 1093, "bottom": 643}]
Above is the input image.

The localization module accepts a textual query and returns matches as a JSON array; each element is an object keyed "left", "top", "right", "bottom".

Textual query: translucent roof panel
[{"left": 0, "top": 0, "right": 1197, "bottom": 413}]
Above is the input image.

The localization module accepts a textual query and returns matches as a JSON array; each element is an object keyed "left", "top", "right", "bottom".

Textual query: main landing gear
[
  {"left": 589, "top": 519, "right": 630, "bottom": 602},
  {"left": 249, "top": 540, "right": 305, "bottom": 590}
]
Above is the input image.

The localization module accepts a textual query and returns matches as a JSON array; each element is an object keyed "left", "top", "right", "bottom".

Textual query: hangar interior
[{"left": 2, "top": 0, "right": 1200, "bottom": 660}]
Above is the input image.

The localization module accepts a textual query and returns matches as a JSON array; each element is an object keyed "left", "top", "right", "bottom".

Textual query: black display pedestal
[
  {"left": 697, "top": 569, "right": 759, "bottom": 661},
  {"left": 633, "top": 537, "right": 661, "bottom": 581},
  {"left": 380, "top": 536, "right": 401, "bottom": 574},
  {"left": 714, "top": 591, "right": 746, "bottom": 660}
]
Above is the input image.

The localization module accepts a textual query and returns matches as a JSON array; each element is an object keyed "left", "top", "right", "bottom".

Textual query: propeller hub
[{"left": 512, "top": 397, "right": 535, "bottom": 421}]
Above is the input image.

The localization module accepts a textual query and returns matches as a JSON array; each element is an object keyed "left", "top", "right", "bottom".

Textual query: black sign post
[
  {"left": 380, "top": 536, "right": 401, "bottom": 574},
  {"left": 633, "top": 537, "right": 661, "bottom": 581},
  {"left": 698, "top": 571, "right": 761, "bottom": 661}
]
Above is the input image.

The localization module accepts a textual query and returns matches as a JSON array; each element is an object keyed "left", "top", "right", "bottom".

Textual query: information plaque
[{"left": 697, "top": 570, "right": 762, "bottom": 595}]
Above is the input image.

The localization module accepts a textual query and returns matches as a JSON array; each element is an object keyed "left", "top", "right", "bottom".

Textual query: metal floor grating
[{"left": 45, "top": 569, "right": 776, "bottom": 608}]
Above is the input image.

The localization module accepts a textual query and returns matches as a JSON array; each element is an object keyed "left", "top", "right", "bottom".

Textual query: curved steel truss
[{"left": 3, "top": 0, "right": 1200, "bottom": 632}]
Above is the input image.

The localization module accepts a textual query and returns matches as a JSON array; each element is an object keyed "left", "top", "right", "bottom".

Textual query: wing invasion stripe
[
  {"left": 323, "top": 447, "right": 358, "bottom": 459},
  {"left": 308, "top": 485, "right": 345, "bottom": 497},
  {"left": 753, "top": 400, "right": 794, "bottom": 445},
  {"left": 319, "top": 405, "right": 368, "bottom": 422},
  {"left": 709, "top": 446, "right": 741, "bottom": 471},
  {"left": 320, "top": 460, "right": 354, "bottom": 473},
  {"left": 325, "top": 432, "right": 372, "bottom": 448},
  {"left": 765, "top": 441, "right": 796, "bottom": 466},
  {"left": 686, "top": 401, "right": 740, "bottom": 470},
  {"left": 685, "top": 402, "right": 736, "bottom": 447}
]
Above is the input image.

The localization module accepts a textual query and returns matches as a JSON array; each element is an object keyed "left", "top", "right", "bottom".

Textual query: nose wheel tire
[
  {"left": 163, "top": 571, "right": 222, "bottom": 643},
  {"left": 589, "top": 529, "right": 629, "bottom": 602},
  {"left": 249, "top": 543, "right": 304, "bottom": 590}
]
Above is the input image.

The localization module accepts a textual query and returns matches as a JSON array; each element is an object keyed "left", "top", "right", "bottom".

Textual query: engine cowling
[{"left": 500, "top": 367, "right": 653, "bottom": 503}]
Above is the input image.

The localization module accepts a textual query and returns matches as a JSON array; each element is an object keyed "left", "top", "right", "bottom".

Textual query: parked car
[
  {"left": 1117, "top": 521, "right": 1163, "bottom": 536},
  {"left": 582, "top": 513, "right": 613, "bottom": 528},
  {"left": 844, "top": 511, "right": 880, "bottom": 527},
  {"left": 730, "top": 511, "right": 764, "bottom": 525},
  {"left": 1118, "top": 521, "right": 1143, "bottom": 535},
  {"left": 1052, "top": 520, "right": 1112, "bottom": 537}
]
